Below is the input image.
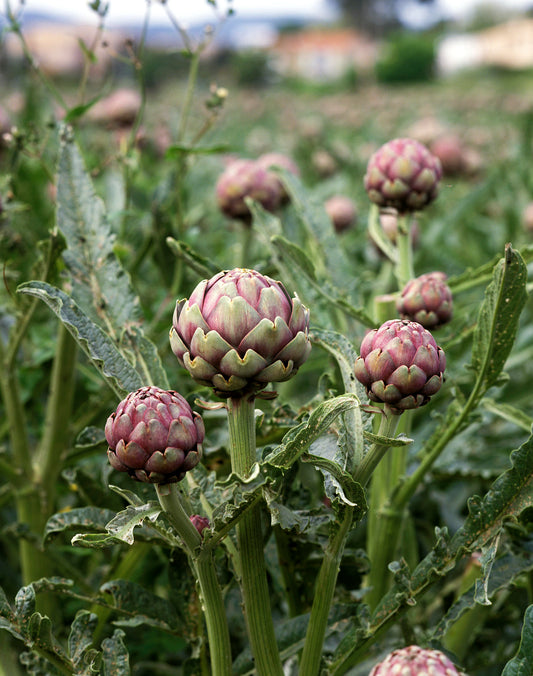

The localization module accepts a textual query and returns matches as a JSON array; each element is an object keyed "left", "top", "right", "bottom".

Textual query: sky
[{"left": 6, "top": 0, "right": 533, "bottom": 28}]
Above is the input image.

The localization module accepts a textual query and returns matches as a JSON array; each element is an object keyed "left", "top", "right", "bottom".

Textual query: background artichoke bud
[
  {"left": 364, "top": 137, "right": 442, "bottom": 213},
  {"left": 170, "top": 268, "right": 311, "bottom": 398},
  {"left": 105, "top": 386, "right": 204, "bottom": 484},
  {"left": 369, "top": 645, "right": 459, "bottom": 676},
  {"left": 397, "top": 271, "right": 453, "bottom": 329},
  {"left": 215, "top": 158, "right": 283, "bottom": 223},
  {"left": 256, "top": 151, "right": 299, "bottom": 204},
  {"left": 354, "top": 319, "right": 445, "bottom": 413},
  {"left": 325, "top": 195, "right": 358, "bottom": 233}
]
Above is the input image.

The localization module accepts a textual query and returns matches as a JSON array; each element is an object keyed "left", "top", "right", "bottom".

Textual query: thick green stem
[
  {"left": 156, "top": 484, "right": 232, "bottom": 676},
  {"left": 35, "top": 324, "right": 78, "bottom": 510},
  {"left": 353, "top": 407, "right": 401, "bottom": 488},
  {"left": 356, "top": 408, "right": 403, "bottom": 610},
  {"left": 0, "top": 337, "right": 57, "bottom": 615},
  {"left": 227, "top": 396, "right": 284, "bottom": 676},
  {"left": 299, "top": 507, "right": 353, "bottom": 676},
  {"left": 395, "top": 214, "right": 414, "bottom": 288}
]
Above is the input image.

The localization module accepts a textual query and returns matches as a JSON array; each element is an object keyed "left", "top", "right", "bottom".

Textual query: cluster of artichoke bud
[
  {"left": 354, "top": 319, "right": 446, "bottom": 413},
  {"left": 369, "top": 645, "right": 459, "bottom": 676},
  {"left": 170, "top": 268, "right": 311, "bottom": 398},
  {"left": 364, "top": 137, "right": 442, "bottom": 214},
  {"left": 105, "top": 386, "right": 204, "bottom": 484},
  {"left": 397, "top": 271, "right": 453, "bottom": 329},
  {"left": 106, "top": 269, "right": 311, "bottom": 482},
  {"left": 216, "top": 152, "right": 298, "bottom": 223}
]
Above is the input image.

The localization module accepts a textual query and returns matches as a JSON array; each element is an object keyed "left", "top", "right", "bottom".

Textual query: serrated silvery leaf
[
  {"left": 15, "top": 586, "right": 35, "bottom": 625},
  {"left": 45, "top": 507, "right": 117, "bottom": 542},
  {"left": 102, "top": 629, "right": 130, "bottom": 676},
  {"left": 17, "top": 281, "right": 143, "bottom": 397},
  {"left": 57, "top": 127, "right": 139, "bottom": 335},
  {"left": 68, "top": 611, "right": 98, "bottom": 667},
  {"left": 311, "top": 328, "right": 367, "bottom": 469},
  {"left": 473, "top": 531, "right": 500, "bottom": 606},
  {"left": 105, "top": 503, "right": 161, "bottom": 545},
  {"left": 431, "top": 538, "right": 533, "bottom": 642},
  {"left": 266, "top": 394, "right": 359, "bottom": 470},
  {"left": 471, "top": 245, "right": 528, "bottom": 398}
]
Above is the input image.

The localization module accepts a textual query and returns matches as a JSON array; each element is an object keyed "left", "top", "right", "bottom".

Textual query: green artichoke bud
[
  {"left": 369, "top": 646, "right": 459, "bottom": 676},
  {"left": 397, "top": 271, "right": 453, "bottom": 329},
  {"left": 325, "top": 195, "right": 357, "bottom": 233},
  {"left": 354, "top": 319, "right": 445, "bottom": 412},
  {"left": 364, "top": 138, "right": 442, "bottom": 213},
  {"left": 105, "top": 386, "right": 204, "bottom": 484},
  {"left": 170, "top": 268, "right": 311, "bottom": 397},
  {"left": 216, "top": 158, "right": 283, "bottom": 223}
]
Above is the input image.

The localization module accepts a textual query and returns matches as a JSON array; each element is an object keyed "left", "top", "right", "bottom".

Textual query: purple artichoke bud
[
  {"left": 170, "top": 268, "right": 311, "bottom": 398},
  {"left": 354, "top": 319, "right": 445, "bottom": 412},
  {"left": 215, "top": 158, "right": 283, "bottom": 223},
  {"left": 105, "top": 386, "right": 204, "bottom": 484},
  {"left": 256, "top": 152, "right": 299, "bottom": 203},
  {"left": 325, "top": 195, "right": 358, "bottom": 233},
  {"left": 397, "top": 272, "right": 453, "bottom": 329},
  {"left": 190, "top": 514, "right": 210, "bottom": 535},
  {"left": 364, "top": 138, "right": 442, "bottom": 213},
  {"left": 369, "top": 646, "right": 459, "bottom": 676},
  {"left": 522, "top": 201, "right": 533, "bottom": 233}
]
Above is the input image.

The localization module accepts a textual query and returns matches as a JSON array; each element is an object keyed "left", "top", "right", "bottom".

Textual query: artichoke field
[{"left": 1, "top": 7, "right": 533, "bottom": 676}]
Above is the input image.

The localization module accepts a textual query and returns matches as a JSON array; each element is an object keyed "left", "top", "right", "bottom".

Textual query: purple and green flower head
[
  {"left": 354, "top": 319, "right": 445, "bottom": 413},
  {"left": 170, "top": 268, "right": 311, "bottom": 398},
  {"left": 105, "top": 386, "right": 204, "bottom": 484},
  {"left": 364, "top": 137, "right": 442, "bottom": 214}
]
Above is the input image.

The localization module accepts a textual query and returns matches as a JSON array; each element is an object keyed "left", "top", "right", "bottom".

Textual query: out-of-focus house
[
  {"left": 5, "top": 23, "right": 126, "bottom": 78},
  {"left": 438, "top": 18, "right": 533, "bottom": 74},
  {"left": 269, "top": 28, "right": 379, "bottom": 81}
]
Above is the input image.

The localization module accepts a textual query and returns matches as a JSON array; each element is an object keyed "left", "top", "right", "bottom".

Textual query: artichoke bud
[
  {"left": 354, "top": 319, "right": 445, "bottom": 413},
  {"left": 105, "top": 386, "right": 204, "bottom": 484},
  {"left": 397, "top": 271, "right": 453, "bottom": 329},
  {"left": 364, "top": 137, "right": 442, "bottom": 214},
  {"left": 369, "top": 645, "right": 459, "bottom": 676},
  {"left": 215, "top": 158, "right": 284, "bottom": 223},
  {"left": 170, "top": 268, "right": 311, "bottom": 398},
  {"left": 325, "top": 195, "right": 357, "bottom": 233}
]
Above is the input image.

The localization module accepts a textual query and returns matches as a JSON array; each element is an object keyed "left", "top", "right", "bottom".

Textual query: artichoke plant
[
  {"left": 364, "top": 137, "right": 442, "bottom": 213},
  {"left": 105, "top": 386, "right": 204, "bottom": 484},
  {"left": 354, "top": 319, "right": 445, "bottom": 412},
  {"left": 397, "top": 271, "right": 453, "bottom": 329},
  {"left": 170, "top": 268, "right": 311, "bottom": 397},
  {"left": 215, "top": 158, "right": 283, "bottom": 222},
  {"left": 369, "top": 645, "right": 459, "bottom": 676}
]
